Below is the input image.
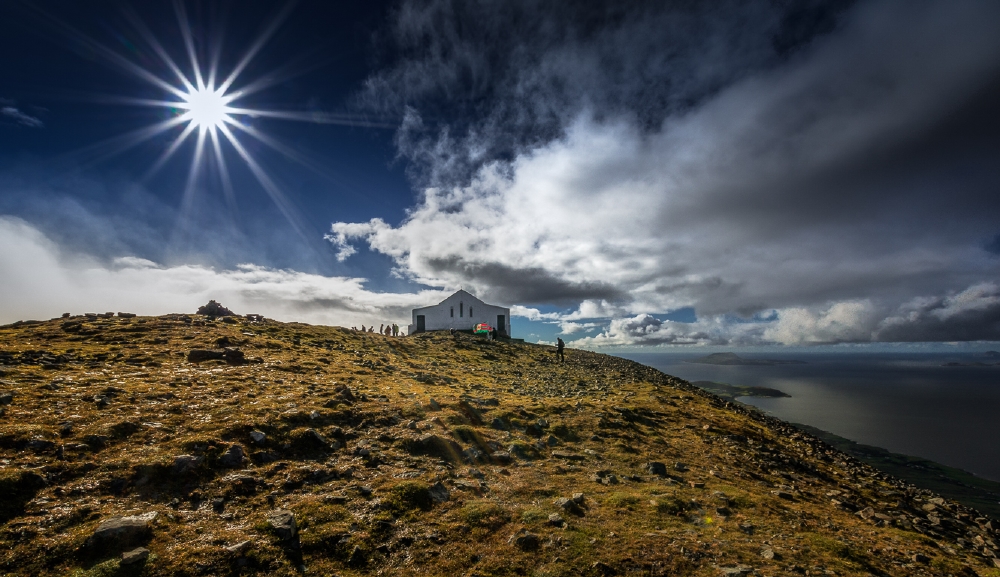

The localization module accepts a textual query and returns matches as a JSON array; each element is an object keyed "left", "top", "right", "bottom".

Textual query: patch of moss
[
  {"left": 605, "top": 492, "right": 641, "bottom": 509},
  {"left": 386, "top": 481, "right": 434, "bottom": 512},
  {"left": 460, "top": 500, "right": 510, "bottom": 530}
]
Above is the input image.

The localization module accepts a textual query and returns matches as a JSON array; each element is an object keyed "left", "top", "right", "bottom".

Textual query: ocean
[{"left": 616, "top": 352, "right": 1000, "bottom": 482}]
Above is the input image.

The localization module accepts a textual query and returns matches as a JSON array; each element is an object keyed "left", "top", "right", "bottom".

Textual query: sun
[
  {"left": 65, "top": 2, "right": 382, "bottom": 242},
  {"left": 178, "top": 85, "right": 233, "bottom": 131}
]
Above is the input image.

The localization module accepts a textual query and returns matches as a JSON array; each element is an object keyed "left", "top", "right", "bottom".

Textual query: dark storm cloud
[
  {"left": 331, "top": 0, "right": 1000, "bottom": 344},
  {"left": 362, "top": 0, "right": 857, "bottom": 187},
  {"left": 874, "top": 283, "right": 1000, "bottom": 343},
  {"left": 422, "top": 257, "right": 626, "bottom": 305}
]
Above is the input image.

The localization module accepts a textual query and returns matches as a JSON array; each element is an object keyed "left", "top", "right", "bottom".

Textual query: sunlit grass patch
[
  {"left": 460, "top": 500, "right": 510, "bottom": 530},
  {"left": 386, "top": 481, "right": 435, "bottom": 512},
  {"left": 605, "top": 492, "right": 641, "bottom": 510}
]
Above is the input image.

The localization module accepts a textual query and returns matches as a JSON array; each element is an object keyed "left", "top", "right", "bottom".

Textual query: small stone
[
  {"left": 546, "top": 434, "right": 559, "bottom": 446},
  {"left": 912, "top": 553, "right": 930, "bottom": 563},
  {"left": 218, "top": 444, "right": 245, "bottom": 467},
  {"left": 348, "top": 545, "right": 367, "bottom": 567},
  {"left": 172, "top": 454, "right": 201, "bottom": 474},
  {"left": 0, "top": 392, "right": 14, "bottom": 405},
  {"left": 250, "top": 430, "right": 266, "bottom": 443},
  {"left": 551, "top": 451, "right": 585, "bottom": 461},
  {"left": 761, "top": 547, "right": 775, "bottom": 560},
  {"left": 120, "top": 547, "right": 150, "bottom": 565},
  {"left": 212, "top": 497, "right": 225, "bottom": 511},
  {"left": 554, "top": 497, "right": 584, "bottom": 516},
  {"left": 226, "top": 540, "right": 251, "bottom": 554},
  {"left": 572, "top": 492, "right": 586, "bottom": 504},
  {"left": 93, "top": 395, "right": 110, "bottom": 408},
  {"left": 689, "top": 481, "right": 705, "bottom": 489},
  {"left": 26, "top": 437, "right": 54, "bottom": 452},
  {"left": 674, "top": 462, "right": 688, "bottom": 472},
  {"left": 549, "top": 513, "right": 565, "bottom": 526},
  {"left": 647, "top": 462, "right": 667, "bottom": 476},
  {"left": 428, "top": 481, "right": 450, "bottom": 503},
  {"left": 268, "top": 509, "right": 298, "bottom": 542},
  {"left": 491, "top": 417, "right": 509, "bottom": 430},
  {"left": 88, "top": 512, "right": 157, "bottom": 550},
  {"left": 490, "top": 451, "right": 512, "bottom": 464},
  {"left": 509, "top": 529, "right": 541, "bottom": 551},
  {"left": 427, "top": 398, "right": 441, "bottom": 411}
]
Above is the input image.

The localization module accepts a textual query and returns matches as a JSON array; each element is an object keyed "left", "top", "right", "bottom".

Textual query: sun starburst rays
[
  {"left": 78, "top": 1, "right": 317, "bottom": 239},
  {"left": 25, "top": 0, "right": 392, "bottom": 245}
]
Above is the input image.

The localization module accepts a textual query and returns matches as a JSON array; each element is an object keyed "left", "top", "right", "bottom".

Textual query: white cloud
[
  {"left": 1, "top": 106, "right": 43, "bottom": 128},
  {"left": 762, "top": 301, "right": 877, "bottom": 345},
  {"left": 569, "top": 286, "right": 1000, "bottom": 348},
  {"left": 0, "top": 216, "right": 449, "bottom": 329}
]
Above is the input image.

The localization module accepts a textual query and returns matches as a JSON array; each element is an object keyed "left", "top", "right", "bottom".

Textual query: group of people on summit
[
  {"left": 353, "top": 323, "right": 401, "bottom": 336},
  {"left": 349, "top": 323, "right": 567, "bottom": 363}
]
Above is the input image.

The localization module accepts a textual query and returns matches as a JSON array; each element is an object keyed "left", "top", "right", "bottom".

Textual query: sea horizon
[{"left": 615, "top": 351, "right": 1000, "bottom": 483}]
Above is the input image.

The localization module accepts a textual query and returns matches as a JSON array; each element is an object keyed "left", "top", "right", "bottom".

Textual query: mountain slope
[{"left": 0, "top": 314, "right": 997, "bottom": 576}]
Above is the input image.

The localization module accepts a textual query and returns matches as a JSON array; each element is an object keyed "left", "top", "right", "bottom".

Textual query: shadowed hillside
[{"left": 0, "top": 313, "right": 998, "bottom": 576}]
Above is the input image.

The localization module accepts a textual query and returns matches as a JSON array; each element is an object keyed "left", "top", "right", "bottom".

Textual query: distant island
[
  {"left": 691, "top": 380, "right": 791, "bottom": 399},
  {"left": 686, "top": 352, "right": 807, "bottom": 366}
]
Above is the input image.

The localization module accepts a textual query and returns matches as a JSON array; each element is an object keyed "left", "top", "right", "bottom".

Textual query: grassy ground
[{"left": 0, "top": 314, "right": 998, "bottom": 576}]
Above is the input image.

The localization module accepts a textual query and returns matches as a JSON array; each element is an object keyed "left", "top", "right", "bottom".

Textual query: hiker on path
[{"left": 556, "top": 338, "right": 565, "bottom": 362}]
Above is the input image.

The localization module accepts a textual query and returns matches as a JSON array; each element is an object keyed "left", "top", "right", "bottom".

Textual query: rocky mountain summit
[{"left": 0, "top": 313, "right": 998, "bottom": 576}]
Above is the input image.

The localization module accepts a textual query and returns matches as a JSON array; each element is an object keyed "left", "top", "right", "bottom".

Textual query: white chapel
[{"left": 408, "top": 290, "right": 511, "bottom": 336}]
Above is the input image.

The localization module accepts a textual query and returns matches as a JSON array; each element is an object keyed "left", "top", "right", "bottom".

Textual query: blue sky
[{"left": 2, "top": 0, "right": 1000, "bottom": 350}]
